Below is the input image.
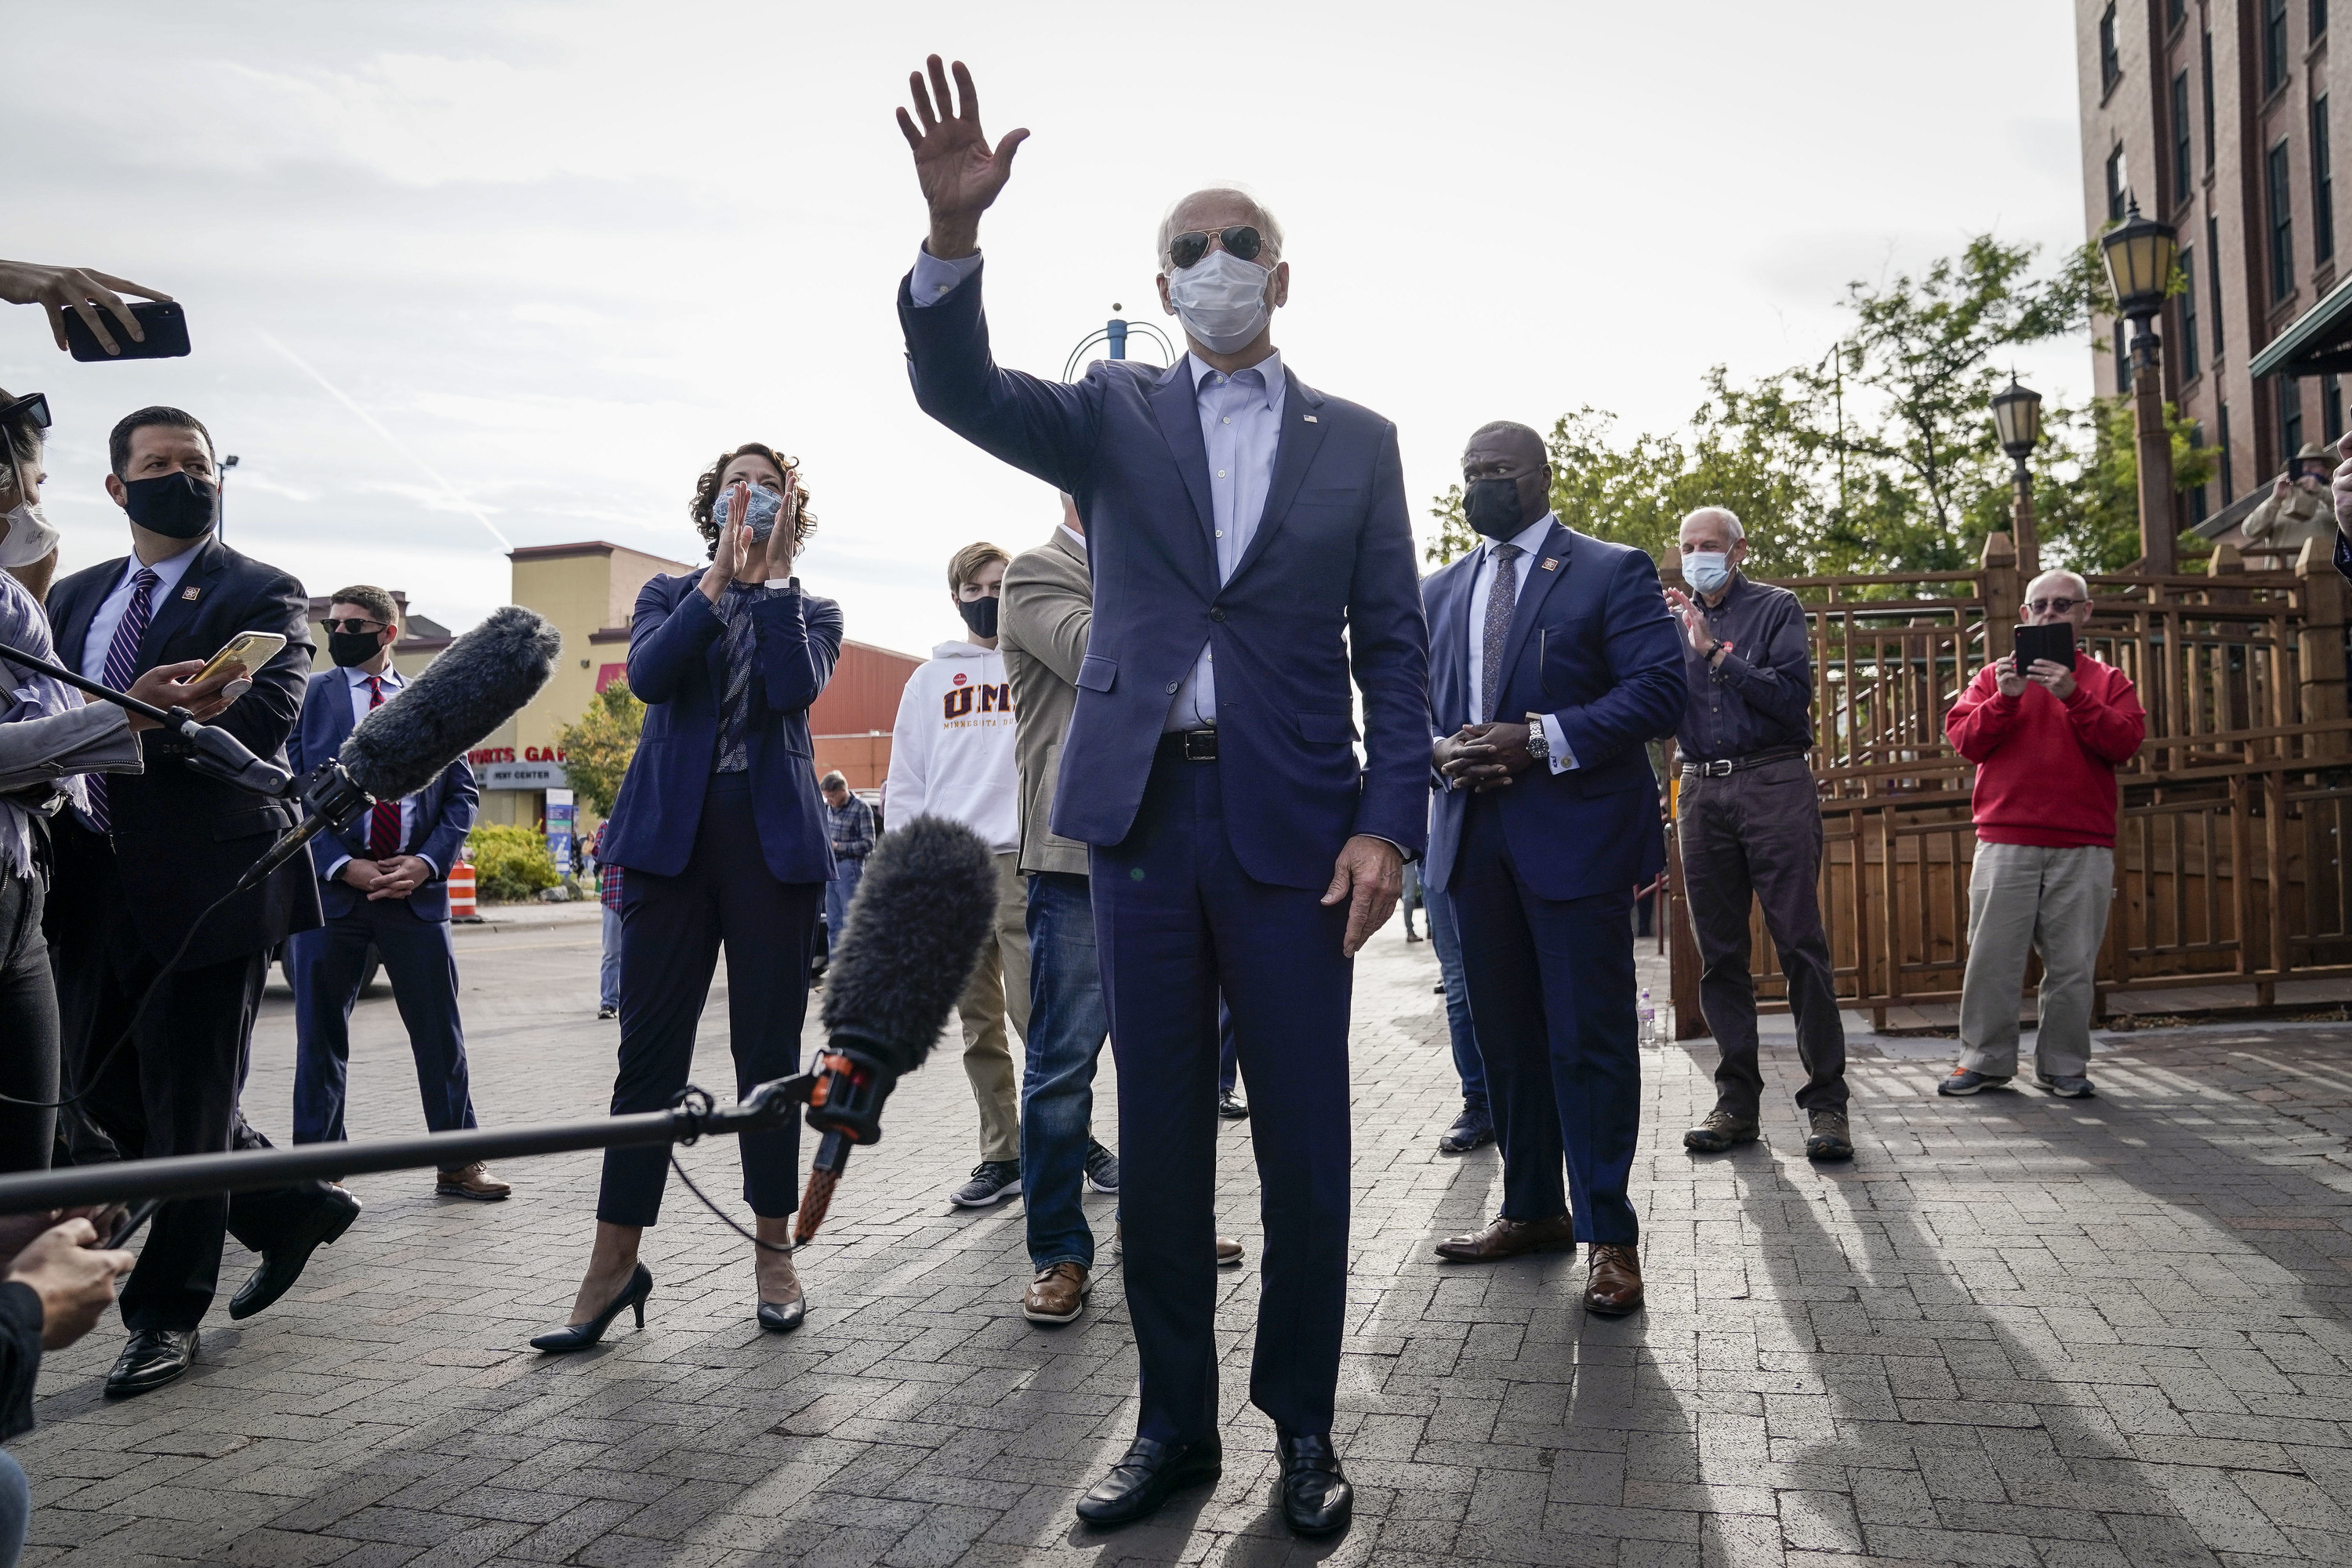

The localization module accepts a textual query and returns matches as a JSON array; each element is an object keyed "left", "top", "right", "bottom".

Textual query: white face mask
[
  {"left": 0, "top": 460, "right": 56, "bottom": 570},
  {"left": 1684, "top": 550, "right": 1733, "bottom": 594},
  {"left": 1165, "top": 249, "right": 1273, "bottom": 354}
]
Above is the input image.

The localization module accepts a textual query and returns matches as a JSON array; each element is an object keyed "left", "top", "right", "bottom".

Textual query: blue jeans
[
  {"left": 599, "top": 906, "right": 622, "bottom": 1010},
  {"left": 1021, "top": 870, "right": 1108, "bottom": 1271},
  {"left": 1428, "top": 880, "right": 1486, "bottom": 1105},
  {"left": 824, "top": 856, "right": 865, "bottom": 958},
  {"left": 0, "top": 1448, "right": 26, "bottom": 1568}
]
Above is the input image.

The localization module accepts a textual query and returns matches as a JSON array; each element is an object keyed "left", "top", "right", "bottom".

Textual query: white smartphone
[{"left": 194, "top": 630, "right": 286, "bottom": 685}]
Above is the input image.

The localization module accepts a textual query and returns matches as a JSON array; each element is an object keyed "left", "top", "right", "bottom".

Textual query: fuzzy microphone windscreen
[
  {"left": 338, "top": 605, "right": 561, "bottom": 803},
  {"left": 821, "top": 815, "right": 997, "bottom": 1080}
]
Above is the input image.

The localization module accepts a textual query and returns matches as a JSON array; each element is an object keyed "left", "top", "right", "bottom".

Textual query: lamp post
[
  {"left": 2100, "top": 197, "right": 2180, "bottom": 575},
  {"left": 1990, "top": 377, "right": 2044, "bottom": 579},
  {"left": 217, "top": 454, "right": 239, "bottom": 543},
  {"left": 1062, "top": 304, "right": 1175, "bottom": 381}
]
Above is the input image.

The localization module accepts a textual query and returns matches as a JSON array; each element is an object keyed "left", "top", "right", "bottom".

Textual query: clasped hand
[
  {"left": 1434, "top": 721, "right": 1534, "bottom": 793},
  {"left": 1993, "top": 653, "right": 2075, "bottom": 701},
  {"left": 341, "top": 854, "right": 431, "bottom": 901}
]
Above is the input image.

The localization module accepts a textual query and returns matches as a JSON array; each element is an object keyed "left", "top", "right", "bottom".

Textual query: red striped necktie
[{"left": 365, "top": 676, "right": 401, "bottom": 859}]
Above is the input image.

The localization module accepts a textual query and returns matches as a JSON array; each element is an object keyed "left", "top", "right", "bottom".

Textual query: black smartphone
[
  {"left": 2013, "top": 622, "right": 2078, "bottom": 672},
  {"left": 104, "top": 1200, "right": 161, "bottom": 1250},
  {"left": 62, "top": 300, "right": 190, "bottom": 362}
]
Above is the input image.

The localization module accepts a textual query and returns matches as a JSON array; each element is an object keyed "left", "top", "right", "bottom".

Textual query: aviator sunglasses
[{"left": 1166, "top": 225, "right": 1265, "bottom": 270}]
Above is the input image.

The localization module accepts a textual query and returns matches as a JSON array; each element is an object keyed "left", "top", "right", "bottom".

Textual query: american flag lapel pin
[
  {"left": 1539, "top": 557, "right": 1559, "bottom": 572},
  {"left": 181, "top": 586, "right": 201, "bottom": 600},
  {"left": 1303, "top": 414, "right": 1317, "bottom": 423}
]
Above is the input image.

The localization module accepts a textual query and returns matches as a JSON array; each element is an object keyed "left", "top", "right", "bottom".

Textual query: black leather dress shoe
[
  {"left": 230, "top": 1185, "right": 361, "bottom": 1320},
  {"left": 104, "top": 1329, "right": 198, "bottom": 1399},
  {"left": 1276, "top": 1431, "right": 1352, "bottom": 1535},
  {"left": 1073, "top": 1436, "right": 1221, "bottom": 1526}
]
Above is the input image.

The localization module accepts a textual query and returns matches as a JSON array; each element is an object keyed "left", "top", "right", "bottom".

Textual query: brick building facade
[{"left": 2078, "top": 1, "right": 2344, "bottom": 538}]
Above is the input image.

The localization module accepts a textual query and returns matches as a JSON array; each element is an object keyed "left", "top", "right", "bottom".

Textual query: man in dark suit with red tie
[
  {"left": 44, "top": 407, "right": 360, "bottom": 1398},
  {"left": 289, "top": 586, "right": 503, "bottom": 1200}
]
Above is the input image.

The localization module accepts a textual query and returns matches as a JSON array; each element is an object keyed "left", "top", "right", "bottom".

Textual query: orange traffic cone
[{"left": 450, "top": 860, "right": 481, "bottom": 922}]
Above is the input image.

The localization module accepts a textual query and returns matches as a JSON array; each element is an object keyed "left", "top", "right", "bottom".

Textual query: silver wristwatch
[{"left": 1523, "top": 716, "right": 1550, "bottom": 762}]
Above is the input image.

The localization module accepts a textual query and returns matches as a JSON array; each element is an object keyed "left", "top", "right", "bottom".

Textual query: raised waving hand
[{"left": 896, "top": 56, "right": 1028, "bottom": 260}]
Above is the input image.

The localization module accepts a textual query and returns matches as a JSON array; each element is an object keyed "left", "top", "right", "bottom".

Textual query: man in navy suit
[
  {"left": 895, "top": 59, "right": 1428, "bottom": 1537},
  {"left": 1422, "top": 421, "right": 1683, "bottom": 1315},
  {"left": 44, "top": 406, "right": 359, "bottom": 1398},
  {"left": 289, "top": 586, "right": 503, "bottom": 1200}
]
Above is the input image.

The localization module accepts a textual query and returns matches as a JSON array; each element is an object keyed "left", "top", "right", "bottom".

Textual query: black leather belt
[
  {"left": 1680, "top": 745, "right": 1808, "bottom": 779},
  {"left": 1158, "top": 729, "right": 1218, "bottom": 762}
]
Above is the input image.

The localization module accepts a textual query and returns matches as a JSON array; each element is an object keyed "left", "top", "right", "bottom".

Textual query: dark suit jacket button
[
  {"left": 1166, "top": 680, "right": 1181, "bottom": 693},
  {"left": 1210, "top": 608, "right": 1225, "bottom": 622}
]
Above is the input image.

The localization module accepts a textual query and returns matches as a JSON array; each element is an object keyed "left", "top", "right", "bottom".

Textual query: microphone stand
[{"left": 0, "top": 640, "right": 292, "bottom": 797}]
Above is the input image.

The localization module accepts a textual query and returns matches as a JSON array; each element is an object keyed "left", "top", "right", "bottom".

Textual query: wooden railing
[{"left": 1664, "top": 532, "right": 2352, "bottom": 1033}]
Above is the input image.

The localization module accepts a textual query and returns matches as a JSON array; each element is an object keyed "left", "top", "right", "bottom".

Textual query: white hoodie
[{"left": 884, "top": 640, "right": 1018, "bottom": 852}]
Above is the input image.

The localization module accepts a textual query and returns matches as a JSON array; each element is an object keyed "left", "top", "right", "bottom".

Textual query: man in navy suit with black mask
[
  {"left": 895, "top": 57, "right": 1428, "bottom": 1536},
  {"left": 1421, "top": 421, "right": 1683, "bottom": 1315},
  {"left": 289, "top": 586, "right": 504, "bottom": 1200}
]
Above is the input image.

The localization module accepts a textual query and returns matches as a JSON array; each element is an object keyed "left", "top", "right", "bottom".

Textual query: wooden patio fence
[{"left": 1662, "top": 529, "right": 2352, "bottom": 1036}]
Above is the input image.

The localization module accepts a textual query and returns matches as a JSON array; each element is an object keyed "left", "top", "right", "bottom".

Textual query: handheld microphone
[
  {"left": 796, "top": 815, "right": 997, "bottom": 1243},
  {"left": 233, "top": 606, "right": 562, "bottom": 893}
]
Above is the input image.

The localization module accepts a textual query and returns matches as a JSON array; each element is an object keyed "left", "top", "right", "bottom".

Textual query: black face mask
[
  {"left": 1463, "top": 476, "right": 1531, "bottom": 539},
  {"left": 328, "top": 631, "right": 384, "bottom": 668},
  {"left": 121, "top": 470, "right": 218, "bottom": 539},
  {"left": 958, "top": 594, "right": 1000, "bottom": 639}
]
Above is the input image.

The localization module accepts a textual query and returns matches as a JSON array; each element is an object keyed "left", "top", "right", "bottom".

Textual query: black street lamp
[
  {"left": 2100, "top": 197, "right": 2180, "bottom": 574},
  {"left": 1990, "top": 377, "right": 2044, "bottom": 578}
]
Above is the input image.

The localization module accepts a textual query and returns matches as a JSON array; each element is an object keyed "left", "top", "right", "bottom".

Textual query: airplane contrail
[{"left": 259, "top": 332, "right": 512, "bottom": 550}]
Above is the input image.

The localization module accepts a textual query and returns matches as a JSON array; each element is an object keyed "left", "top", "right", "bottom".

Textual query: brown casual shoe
[
  {"left": 1805, "top": 1109, "right": 1854, "bottom": 1162},
  {"left": 1584, "top": 1243, "right": 1644, "bottom": 1316},
  {"left": 435, "top": 1163, "right": 510, "bottom": 1201},
  {"left": 1435, "top": 1213, "right": 1576, "bottom": 1263},
  {"left": 1682, "top": 1108, "right": 1759, "bottom": 1152},
  {"left": 1023, "top": 1261, "right": 1091, "bottom": 1324},
  {"left": 1216, "top": 1236, "right": 1243, "bottom": 1268}
]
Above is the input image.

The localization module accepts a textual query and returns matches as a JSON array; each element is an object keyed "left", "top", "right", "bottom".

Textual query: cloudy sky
[{"left": 5, "top": 0, "right": 2089, "bottom": 656}]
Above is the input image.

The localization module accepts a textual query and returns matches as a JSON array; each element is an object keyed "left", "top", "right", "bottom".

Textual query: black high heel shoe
[
  {"left": 757, "top": 1295, "right": 806, "bottom": 1333},
  {"left": 531, "top": 1262, "right": 652, "bottom": 1352}
]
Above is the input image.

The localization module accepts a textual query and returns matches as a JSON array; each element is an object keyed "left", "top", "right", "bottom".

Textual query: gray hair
[
  {"left": 2027, "top": 568, "right": 2090, "bottom": 602},
  {"left": 818, "top": 771, "right": 848, "bottom": 791},
  {"left": 1156, "top": 187, "right": 1285, "bottom": 272},
  {"left": 1681, "top": 506, "right": 1744, "bottom": 543}
]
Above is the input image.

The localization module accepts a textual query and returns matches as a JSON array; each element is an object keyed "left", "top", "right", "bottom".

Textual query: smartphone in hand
[{"left": 62, "top": 300, "right": 191, "bottom": 361}]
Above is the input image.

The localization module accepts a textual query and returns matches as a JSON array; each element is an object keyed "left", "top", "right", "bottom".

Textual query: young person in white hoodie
[{"left": 887, "top": 543, "right": 1083, "bottom": 1207}]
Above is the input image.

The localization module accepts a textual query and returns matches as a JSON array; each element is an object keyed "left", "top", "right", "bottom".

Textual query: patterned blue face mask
[
  {"left": 715, "top": 483, "right": 785, "bottom": 542},
  {"left": 1685, "top": 550, "right": 1733, "bottom": 594}
]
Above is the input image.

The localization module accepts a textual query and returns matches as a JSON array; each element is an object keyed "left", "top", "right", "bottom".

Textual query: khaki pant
[
  {"left": 956, "top": 851, "right": 1031, "bottom": 1163},
  {"left": 1957, "top": 841, "right": 2114, "bottom": 1080}
]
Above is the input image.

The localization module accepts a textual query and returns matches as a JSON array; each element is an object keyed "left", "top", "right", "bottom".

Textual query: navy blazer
[
  {"left": 44, "top": 535, "right": 320, "bottom": 967},
  {"left": 1422, "top": 521, "right": 1684, "bottom": 902},
  {"left": 598, "top": 572, "right": 840, "bottom": 885},
  {"left": 291, "top": 668, "right": 478, "bottom": 922},
  {"left": 899, "top": 265, "right": 1429, "bottom": 888}
]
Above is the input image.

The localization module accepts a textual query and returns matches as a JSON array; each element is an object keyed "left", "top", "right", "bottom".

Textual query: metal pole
[
  {"left": 1108, "top": 318, "right": 1127, "bottom": 360},
  {"left": 2012, "top": 456, "right": 2039, "bottom": 582},
  {"left": 2129, "top": 316, "right": 2176, "bottom": 575}
]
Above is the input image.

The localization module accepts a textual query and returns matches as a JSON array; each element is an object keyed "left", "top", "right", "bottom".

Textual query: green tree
[{"left": 556, "top": 677, "right": 644, "bottom": 818}]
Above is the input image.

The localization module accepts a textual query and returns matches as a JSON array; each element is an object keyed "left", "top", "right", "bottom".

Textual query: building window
[
  {"left": 2328, "top": 377, "right": 2346, "bottom": 446},
  {"left": 2282, "top": 377, "right": 2306, "bottom": 458},
  {"left": 2317, "top": 96, "right": 2337, "bottom": 263},
  {"left": 2204, "top": 31, "right": 2219, "bottom": 171},
  {"left": 2116, "top": 320, "right": 2133, "bottom": 394},
  {"left": 2210, "top": 215, "right": 2226, "bottom": 355},
  {"left": 2102, "top": 4, "right": 2122, "bottom": 93},
  {"left": 2316, "top": 0, "right": 2330, "bottom": 42},
  {"left": 2169, "top": 0, "right": 2187, "bottom": 27},
  {"left": 2182, "top": 245, "right": 2201, "bottom": 378},
  {"left": 2221, "top": 403, "right": 2236, "bottom": 501},
  {"left": 2191, "top": 423, "right": 2211, "bottom": 524},
  {"left": 2267, "top": 0, "right": 2292, "bottom": 95},
  {"left": 2270, "top": 138, "right": 2297, "bottom": 302},
  {"left": 2108, "top": 145, "right": 2130, "bottom": 223},
  {"left": 2174, "top": 71, "right": 2194, "bottom": 202}
]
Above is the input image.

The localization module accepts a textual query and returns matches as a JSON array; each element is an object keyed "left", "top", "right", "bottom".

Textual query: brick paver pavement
[{"left": 15, "top": 908, "right": 2352, "bottom": 1566}]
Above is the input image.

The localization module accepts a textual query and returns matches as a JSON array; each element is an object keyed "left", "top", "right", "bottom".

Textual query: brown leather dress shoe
[
  {"left": 1584, "top": 1243, "right": 1644, "bottom": 1315},
  {"left": 1023, "top": 1261, "right": 1091, "bottom": 1324},
  {"left": 1215, "top": 1236, "right": 1243, "bottom": 1268},
  {"left": 436, "top": 1163, "right": 510, "bottom": 1200},
  {"left": 1434, "top": 1213, "right": 1577, "bottom": 1263}
]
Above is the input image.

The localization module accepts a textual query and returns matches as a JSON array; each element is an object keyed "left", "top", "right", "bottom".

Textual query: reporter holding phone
[
  {"left": 535, "top": 445, "right": 840, "bottom": 1352},
  {"left": 1940, "top": 571, "right": 2144, "bottom": 1102}
]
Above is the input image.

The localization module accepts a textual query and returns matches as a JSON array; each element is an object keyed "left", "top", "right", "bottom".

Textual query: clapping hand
[
  {"left": 0, "top": 259, "right": 171, "bottom": 355},
  {"left": 897, "top": 56, "right": 1028, "bottom": 261},
  {"left": 1661, "top": 586, "right": 1713, "bottom": 655},
  {"left": 761, "top": 470, "right": 802, "bottom": 581}
]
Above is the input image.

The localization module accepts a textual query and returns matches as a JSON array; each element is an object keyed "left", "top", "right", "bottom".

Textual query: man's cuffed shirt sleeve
[
  {"left": 911, "top": 247, "right": 984, "bottom": 307},
  {"left": 1539, "top": 713, "right": 1579, "bottom": 774}
]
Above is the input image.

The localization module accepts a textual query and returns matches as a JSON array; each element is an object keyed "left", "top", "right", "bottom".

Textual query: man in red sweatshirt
[{"left": 1940, "top": 570, "right": 2144, "bottom": 1099}]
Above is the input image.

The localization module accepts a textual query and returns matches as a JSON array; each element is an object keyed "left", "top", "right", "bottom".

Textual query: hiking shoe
[
  {"left": 1682, "top": 1109, "right": 1759, "bottom": 1152},
  {"left": 1084, "top": 1140, "right": 1120, "bottom": 1194},
  {"left": 597, "top": 1004, "right": 617, "bottom": 1020},
  {"left": 949, "top": 1160, "right": 1022, "bottom": 1207},
  {"left": 1804, "top": 1110, "right": 1853, "bottom": 1162},
  {"left": 1938, "top": 1069, "right": 2009, "bottom": 1097},
  {"left": 1437, "top": 1099, "right": 1494, "bottom": 1155},
  {"left": 2034, "top": 1073, "right": 2095, "bottom": 1098}
]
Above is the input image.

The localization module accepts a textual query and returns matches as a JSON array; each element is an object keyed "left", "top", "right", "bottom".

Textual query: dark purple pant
[{"left": 1676, "top": 755, "right": 1849, "bottom": 1116}]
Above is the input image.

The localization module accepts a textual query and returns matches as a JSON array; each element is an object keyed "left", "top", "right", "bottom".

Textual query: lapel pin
[
  {"left": 1302, "top": 414, "right": 1317, "bottom": 423},
  {"left": 181, "top": 586, "right": 201, "bottom": 600},
  {"left": 1540, "top": 557, "right": 1559, "bottom": 572}
]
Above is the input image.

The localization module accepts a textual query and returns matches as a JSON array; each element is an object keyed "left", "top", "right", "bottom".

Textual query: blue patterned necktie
[
  {"left": 1480, "top": 544, "right": 1522, "bottom": 723},
  {"left": 85, "top": 567, "right": 161, "bottom": 836}
]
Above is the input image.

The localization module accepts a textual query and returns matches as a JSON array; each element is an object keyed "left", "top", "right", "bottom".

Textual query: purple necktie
[
  {"left": 84, "top": 567, "right": 161, "bottom": 836},
  {"left": 1480, "top": 544, "right": 1522, "bottom": 722}
]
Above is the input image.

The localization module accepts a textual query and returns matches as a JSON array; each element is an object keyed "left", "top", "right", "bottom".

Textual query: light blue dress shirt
[{"left": 76, "top": 543, "right": 202, "bottom": 684}]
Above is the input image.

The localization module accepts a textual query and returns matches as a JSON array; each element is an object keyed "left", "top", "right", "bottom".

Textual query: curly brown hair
[{"left": 689, "top": 444, "right": 815, "bottom": 560}]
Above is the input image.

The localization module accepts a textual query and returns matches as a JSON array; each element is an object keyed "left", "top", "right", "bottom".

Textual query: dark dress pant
[
  {"left": 1091, "top": 743, "right": 1352, "bottom": 1444},
  {"left": 1676, "top": 757, "right": 1849, "bottom": 1116},
  {"left": 0, "top": 870, "right": 58, "bottom": 1174},
  {"left": 49, "top": 834, "right": 334, "bottom": 1331},
  {"left": 291, "top": 900, "right": 477, "bottom": 1142},
  {"left": 597, "top": 773, "right": 820, "bottom": 1226},
  {"left": 1448, "top": 791, "right": 1642, "bottom": 1244}
]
